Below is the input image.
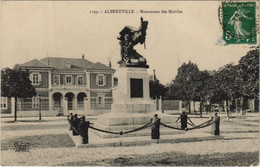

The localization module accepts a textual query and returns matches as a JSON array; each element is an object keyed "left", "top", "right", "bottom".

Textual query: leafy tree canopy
[
  {"left": 1, "top": 68, "right": 36, "bottom": 98},
  {"left": 149, "top": 76, "right": 168, "bottom": 99}
]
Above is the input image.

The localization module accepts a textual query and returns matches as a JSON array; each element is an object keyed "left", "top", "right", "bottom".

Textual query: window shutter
[
  {"left": 84, "top": 76, "right": 87, "bottom": 85},
  {"left": 72, "top": 76, "right": 75, "bottom": 84},
  {"left": 51, "top": 75, "right": 53, "bottom": 84},
  {"left": 102, "top": 96, "right": 105, "bottom": 107},
  {"left": 38, "top": 74, "right": 42, "bottom": 84},
  {"left": 96, "top": 75, "right": 99, "bottom": 85},
  {"left": 63, "top": 76, "right": 66, "bottom": 84},
  {"left": 103, "top": 76, "right": 106, "bottom": 86},
  {"left": 29, "top": 74, "right": 33, "bottom": 82}
]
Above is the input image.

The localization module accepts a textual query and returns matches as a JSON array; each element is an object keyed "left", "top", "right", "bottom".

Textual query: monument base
[
  {"left": 93, "top": 112, "right": 178, "bottom": 138},
  {"left": 94, "top": 67, "right": 175, "bottom": 138}
]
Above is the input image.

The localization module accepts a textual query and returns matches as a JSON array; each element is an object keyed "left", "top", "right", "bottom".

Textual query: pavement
[
  {"left": 1, "top": 112, "right": 259, "bottom": 148},
  {"left": 1, "top": 112, "right": 259, "bottom": 166}
]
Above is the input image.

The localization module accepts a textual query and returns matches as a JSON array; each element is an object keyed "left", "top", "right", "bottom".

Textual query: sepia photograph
[{"left": 1, "top": 0, "right": 259, "bottom": 166}]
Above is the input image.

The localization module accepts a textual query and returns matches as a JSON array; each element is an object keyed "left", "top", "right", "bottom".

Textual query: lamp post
[{"left": 38, "top": 94, "right": 41, "bottom": 121}]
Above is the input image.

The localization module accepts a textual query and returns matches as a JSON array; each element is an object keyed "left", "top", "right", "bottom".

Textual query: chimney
[
  {"left": 109, "top": 60, "right": 112, "bottom": 67},
  {"left": 82, "top": 54, "right": 85, "bottom": 59}
]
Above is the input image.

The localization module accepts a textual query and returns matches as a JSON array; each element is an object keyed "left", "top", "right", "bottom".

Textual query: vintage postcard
[{"left": 1, "top": 0, "right": 259, "bottom": 166}]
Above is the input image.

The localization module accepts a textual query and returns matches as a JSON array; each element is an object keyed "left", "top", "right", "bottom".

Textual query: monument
[{"left": 94, "top": 18, "right": 175, "bottom": 138}]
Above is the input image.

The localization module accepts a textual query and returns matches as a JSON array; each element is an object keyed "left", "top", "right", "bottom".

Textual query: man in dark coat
[
  {"left": 211, "top": 113, "right": 220, "bottom": 135},
  {"left": 72, "top": 114, "right": 80, "bottom": 136},
  {"left": 151, "top": 114, "right": 160, "bottom": 139},
  {"left": 79, "top": 116, "right": 90, "bottom": 144},
  {"left": 176, "top": 111, "right": 188, "bottom": 130}
]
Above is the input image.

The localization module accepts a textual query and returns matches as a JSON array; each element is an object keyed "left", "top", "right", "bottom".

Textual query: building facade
[{"left": 14, "top": 56, "right": 115, "bottom": 116}]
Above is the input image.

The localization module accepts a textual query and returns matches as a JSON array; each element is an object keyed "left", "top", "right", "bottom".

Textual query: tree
[
  {"left": 193, "top": 70, "right": 213, "bottom": 117},
  {"left": 238, "top": 46, "right": 259, "bottom": 111},
  {"left": 149, "top": 78, "right": 168, "bottom": 99},
  {"left": 238, "top": 47, "right": 259, "bottom": 99},
  {"left": 166, "top": 61, "right": 201, "bottom": 113},
  {"left": 1, "top": 68, "right": 36, "bottom": 121},
  {"left": 212, "top": 63, "right": 242, "bottom": 120}
]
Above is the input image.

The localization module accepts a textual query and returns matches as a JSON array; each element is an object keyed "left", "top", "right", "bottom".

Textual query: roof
[
  {"left": 87, "top": 62, "right": 115, "bottom": 71},
  {"left": 19, "top": 59, "right": 52, "bottom": 68},
  {"left": 40, "top": 57, "right": 94, "bottom": 70},
  {"left": 18, "top": 57, "right": 115, "bottom": 72}
]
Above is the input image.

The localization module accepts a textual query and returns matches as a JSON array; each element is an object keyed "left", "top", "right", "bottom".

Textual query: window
[
  {"left": 96, "top": 93, "right": 105, "bottom": 107},
  {"left": 33, "top": 74, "right": 39, "bottom": 84},
  {"left": 66, "top": 61, "right": 71, "bottom": 68},
  {"left": 98, "top": 97, "right": 102, "bottom": 104},
  {"left": 1, "top": 97, "right": 8, "bottom": 109},
  {"left": 66, "top": 76, "right": 72, "bottom": 84},
  {"left": 53, "top": 75, "right": 60, "bottom": 85},
  {"left": 98, "top": 76, "right": 103, "bottom": 85},
  {"left": 96, "top": 74, "right": 106, "bottom": 86},
  {"left": 32, "top": 97, "right": 40, "bottom": 109},
  {"left": 78, "top": 76, "right": 83, "bottom": 85},
  {"left": 30, "top": 73, "right": 42, "bottom": 85}
]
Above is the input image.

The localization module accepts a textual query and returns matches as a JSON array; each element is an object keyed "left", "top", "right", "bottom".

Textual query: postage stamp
[{"left": 219, "top": 2, "right": 258, "bottom": 45}]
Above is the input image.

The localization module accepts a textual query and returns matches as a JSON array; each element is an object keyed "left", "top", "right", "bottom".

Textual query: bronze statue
[{"left": 117, "top": 17, "right": 149, "bottom": 68}]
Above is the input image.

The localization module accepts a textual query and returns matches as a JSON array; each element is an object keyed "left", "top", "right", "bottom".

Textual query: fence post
[
  {"left": 179, "top": 100, "right": 182, "bottom": 112},
  {"left": 11, "top": 97, "right": 15, "bottom": 116},
  {"left": 159, "top": 96, "right": 162, "bottom": 112},
  {"left": 84, "top": 97, "right": 89, "bottom": 115},
  {"left": 38, "top": 95, "right": 41, "bottom": 120}
]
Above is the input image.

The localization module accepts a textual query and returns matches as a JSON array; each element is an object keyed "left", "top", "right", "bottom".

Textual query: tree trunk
[
  {"left": 188, "top": 101, "right": 191, "bottom": 113},
  {"left": 240, "top": 97, "right": 243, "bottom": 114},
  {"left": 194, "top": 101, "right": 196, "bottom": 115},
  {"left": 235, "top": 99, "right": 238, "bottom": 114},
  {"left": 14, "top": 97, "right": 17, "bottom": 121},
  {"left": 226, "top": 99, "right": 229, "bottom": 121},
  {"left": 199, "top": 101, "right": 203, "bottom": 118},
  {"left": 242, "top": 97, "right": 248, "bottom": 115}
]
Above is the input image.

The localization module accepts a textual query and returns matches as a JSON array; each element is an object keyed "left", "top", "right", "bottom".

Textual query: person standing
[
  {"left": 211, "top": 112, "right": 220, "bottom": 135},
  {"left": 151, "top": 114, "right": 160, "bottom": 139},
  {"left": 67, "top": 113, "right": 73, "bottom": 130},
  {"left": 79, "top": 116, "right": 90, "bottom": 144},
  {"left": 72, "top": 114, "right": 80, "bottom": 136}
]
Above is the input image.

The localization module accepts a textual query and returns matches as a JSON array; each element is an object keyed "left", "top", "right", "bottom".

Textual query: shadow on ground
[
  {"left": 1, "top": 124, "right": 67, "bottom": 131},
  {"left": 1, "top": 134, "right": 75, "bottom": 150},
  {"left": 57, "top": 151, "right": 259, "bottom": 166}
]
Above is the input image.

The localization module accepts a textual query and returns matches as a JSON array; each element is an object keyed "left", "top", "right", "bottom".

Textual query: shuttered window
[
  {"left": 1, "top": 97, "right": 8, "bottom": 109},
  {"left": 96, "top": 74, "right": 106, "bottom": 86},
  {"left": 30, "top": 73, "right": 42, "bottom": 85}
]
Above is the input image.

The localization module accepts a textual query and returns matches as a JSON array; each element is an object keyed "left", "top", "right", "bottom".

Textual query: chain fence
[{"left": 68, "top": 117, "right": 215, "bottom": 137}]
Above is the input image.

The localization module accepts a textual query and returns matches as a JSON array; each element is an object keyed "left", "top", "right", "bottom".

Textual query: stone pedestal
[
  {"left": 94, "top": 67, "right": 176, "bottom": 138},
  {"left": 112, "top": 67, "right": 155, "bottom": 113}
]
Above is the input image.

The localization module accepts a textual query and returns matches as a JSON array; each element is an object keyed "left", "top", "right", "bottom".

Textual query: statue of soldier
[
  {"left": 79, "top": 116, "right": 90, "bottom": 144},
  {"left": 72, "top": 114, "right": 80, "bottom": 136},
  {"left": 211, "top": 112, "right": 220, "bottom": 135},
  {"left": 151, "top": 114, "right": 160, "bottom": 139},
  {"left": 176, "top": 111, "right": 188, "bottom": 130},
  {"left": 119, "top": 34, "right": 134, "bottom": 63},
  {"left": 117, "top": 17, "right": 149, "bottom": 68}
]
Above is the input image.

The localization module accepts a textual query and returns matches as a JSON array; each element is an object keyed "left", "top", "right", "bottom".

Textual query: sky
[{"left": 1, "top": 1, "right": 257, "bottom": 84}]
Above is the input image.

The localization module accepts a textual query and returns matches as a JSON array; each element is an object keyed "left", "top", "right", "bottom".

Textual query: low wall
[
  {"left": 67, "top": 109, "right": 110, "bottom": 116},
  {"left": 17, "top": 110, "right": 59, "bottom": 117}
]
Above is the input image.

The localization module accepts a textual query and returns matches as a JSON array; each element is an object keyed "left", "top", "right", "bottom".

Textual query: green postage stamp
[{"left": 220, "top": 2, "right": 257, "bottom": 45}]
